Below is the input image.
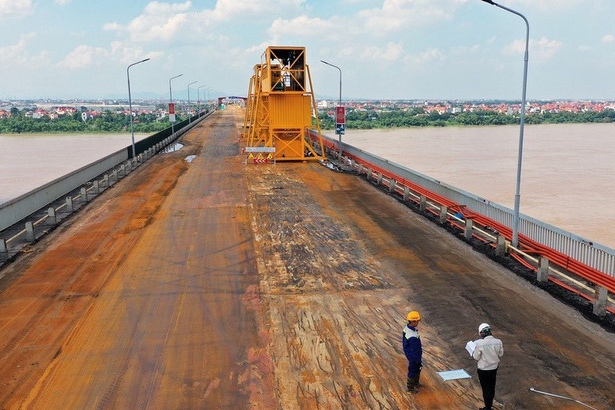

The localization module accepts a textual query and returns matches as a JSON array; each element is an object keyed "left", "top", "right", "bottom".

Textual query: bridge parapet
[
  {"left": 0, "top": 112, "right": 211, "bottom": 264},
  {"left": 311, "top": 130, "right": 615, "bottom": 317}
]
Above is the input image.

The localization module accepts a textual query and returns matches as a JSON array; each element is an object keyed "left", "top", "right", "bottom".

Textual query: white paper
[
  {"left": 465, "top": 340, "right": 476, "bottom": 356},
  {"left": 437, "top": 369, "right": 472, "bottom": 381}
]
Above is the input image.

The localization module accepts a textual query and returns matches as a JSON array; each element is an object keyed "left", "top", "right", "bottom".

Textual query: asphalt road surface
[{"left": 1, "top": 106, "right": 614, "bottom": 409}]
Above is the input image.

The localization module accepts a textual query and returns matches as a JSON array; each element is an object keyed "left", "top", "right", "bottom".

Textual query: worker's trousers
[{"left": 477, "top": 367, "right": 498, "bottom": 409}]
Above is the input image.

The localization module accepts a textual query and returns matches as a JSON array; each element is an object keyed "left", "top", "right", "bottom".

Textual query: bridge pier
[
  {"left": 25, "top": 221, "right": 35, "bottom": 242},
  {"left": 419, "top": 195, "right": 427, "bottom": 212},
  {"left": 389, "top": 179, "right": 396, "bottom": 194},
  {"left": 464, "top": 218, "right": 473, "bottom": 240},
  {"left": 495, "top": 235, "right": 507, "bottom": 256},
  {"left": 593, "top": 286, "right": 608, "bottom": 316},
  {"left": 537, "top": 256, "right": 549, "bottom": 283},
  {"left": 439, "top": 205, "right": 448, "bottom": 224},
  {"left": 403, "top": 186, "right": 410, "bottom": 201},
  {"left": 80, "top": 187, "right": 88, "bottom": 203},
  {"left": 66, "top": 196, "right": 74, "bottom": 213},
  {"left": 47, "top": 208, "right": 56, "bottom": 225}
]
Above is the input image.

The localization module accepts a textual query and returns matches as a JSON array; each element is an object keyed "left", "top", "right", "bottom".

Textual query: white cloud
[
  {"left": 502, "top": 39, "right": 526, "bottom": 56},
  {"left": 359, "top": 42, "right": 403, "bottom": 61},
  {"left": 104, "top": 1, "right": 192, "bottom": 42},
  {"left": 1, "top": 0, "right": 614, "bottom": 100},
  {"left": 513, "top": 0, "right": 583, "bottom": 9},
  {"left": 213, "top": 0, "right": 272, "bottom": 18},
  {"left": 602, "top": 34, "right": 615, "bottom": 44},
  {"left": 0, "top": 33, "right": 48, "bottom": 68},
  {"left": 449, "top": 44, "right": 480, "bottom": 58},
  {"left": 502, "top": 37, "right": 562, "bottom": 63},
  {"left": 144, "top": 1, "right": 192, "bottom": 14},
  {"left": 267, "top": 0, "right": 459, "bottom": 60},
  {"left": 0, "top": 0, "right": 33, "bottom": 19},
  {"left": 108, "top": 41, "right": 162, "bottom": 65},
  {"left": 269, "top": 15, "right": 336, "bottom": 40},
  {"left": 532, "top": 37, "right": 563, "bottom": 62},
  {"left": 415, "top": 47, "right": 446, "bottom": 64},
  {"left": 358, "top": 0, "right": 452, "bottom": 35},
  {"left": 213, "top": 0, "right": 305, "bottom": 19},
  {"left": 57, "top": 45, "right": 110, "bottom": 69},
  {"left": 103, "top": 0, "right": 309, "bottom": 46},
  {"left": 56, "top": 41, "right": 163, "bottom": 69}
]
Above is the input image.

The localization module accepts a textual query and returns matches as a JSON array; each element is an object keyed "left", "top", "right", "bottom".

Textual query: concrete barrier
[
  {"left": 0, "top": 150, "right": 127, "bottom": 232},
  {"left": 0, "top": 110, "right": 213, "bottom": 256},
  {"left": 311, "top": 130, "right": 615, "bottom": 316}
]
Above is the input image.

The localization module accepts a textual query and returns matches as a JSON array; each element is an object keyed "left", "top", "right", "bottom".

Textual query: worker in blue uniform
[{"left": 402, "top": 310, "right": 423, "bottom": 393}]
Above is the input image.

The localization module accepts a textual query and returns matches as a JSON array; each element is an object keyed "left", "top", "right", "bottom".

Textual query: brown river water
[
  {"left": 1, "top": 124, "right": 614, "bottom": 249},
  {"left": 0, "top": 133, "right": 148, "bottom": 204},
  {"left": 334, "top": 123, "right": 615, "bottom": 249}
]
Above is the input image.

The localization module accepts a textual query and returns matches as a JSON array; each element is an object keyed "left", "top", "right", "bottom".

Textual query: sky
[{"left": 1, "top": 0, "right": 614, "bottom": 101}]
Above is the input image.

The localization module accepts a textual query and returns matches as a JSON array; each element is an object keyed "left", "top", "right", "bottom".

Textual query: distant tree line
[
  {"left": 0, "top": 107, "right": 180, "bottom": 134},
  {"left": 3, "top": 104, "right": 614, "bottom": 134},
  {"left": 317, "top": 107, "right": 615, "bottom": 130}
]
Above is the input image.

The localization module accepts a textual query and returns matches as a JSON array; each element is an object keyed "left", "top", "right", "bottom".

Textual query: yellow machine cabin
[{"left": 243, "top": 46, "right": 325, "bottom": 161}]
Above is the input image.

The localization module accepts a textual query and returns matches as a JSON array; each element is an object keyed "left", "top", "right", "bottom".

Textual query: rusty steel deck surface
[{"left": 1, "top": 107, "right": 614, "bottom": 409}]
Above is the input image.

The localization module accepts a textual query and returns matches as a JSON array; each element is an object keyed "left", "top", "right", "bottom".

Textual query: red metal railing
[{"left": 313, "top": 135, "right": 614, "bottom": 315}]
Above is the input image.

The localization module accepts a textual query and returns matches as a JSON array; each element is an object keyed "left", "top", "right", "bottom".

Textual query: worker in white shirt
[{"left": 472, "top": 323, "right": 504, "bottom": 410}]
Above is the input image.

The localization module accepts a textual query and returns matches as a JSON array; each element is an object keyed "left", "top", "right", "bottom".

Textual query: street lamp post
[
  {"left": 127, "top": 58, "right": 150, "bottom": 159},
  {"left": 198, "top": 85, "right": 207, "bottom": 114},
  {"left": 187, "top": 81, "right": 197, "bottom": 123},
  {"left": 320, "top": 60, "right": 343, "bottom": 159},
  {"left": 480, "top": 0, "right": 529, "bottom": 248},
  {"left": 169, "top": 74, "right": 183, "bottom": 137}
]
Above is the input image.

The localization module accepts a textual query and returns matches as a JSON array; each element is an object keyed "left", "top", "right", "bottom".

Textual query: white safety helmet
[{"left": 478, "top": 323, "right": 490, "bottom": 333}]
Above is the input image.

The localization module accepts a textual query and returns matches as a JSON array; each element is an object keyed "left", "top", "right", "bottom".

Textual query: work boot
[
  {"left": 407, "top": 377, "right": 419, "bottom": 393},
  {"left": 414, "top": 374, "right": 422, "bottom": 388}
]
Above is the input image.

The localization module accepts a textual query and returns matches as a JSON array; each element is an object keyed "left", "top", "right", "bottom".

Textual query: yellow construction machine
[{"left": 243, "top": 46, "right": 326, "bottom": 161}]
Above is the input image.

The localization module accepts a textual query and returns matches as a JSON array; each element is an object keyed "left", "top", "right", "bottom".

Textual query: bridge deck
[{"left": 1, "top": 107, "right": 614, "bottom": 409}]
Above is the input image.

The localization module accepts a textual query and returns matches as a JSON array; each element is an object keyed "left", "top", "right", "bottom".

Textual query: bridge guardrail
[
  {"left": 0, "top": 111, "right": 212, "bottom": 263},
  {"left": 311, "top": 130, "right": 615, "bottom": 316}
]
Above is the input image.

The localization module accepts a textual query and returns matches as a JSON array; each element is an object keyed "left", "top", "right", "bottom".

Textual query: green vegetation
[
  {"left": 0, "top": 108, "right": 179, "bottom": 134},
  {"left": 3, "top": 103, "right": 614, "bottom": 134},
  {"left": 317, "top": 108, "right": 615, "bottom": 130}
]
